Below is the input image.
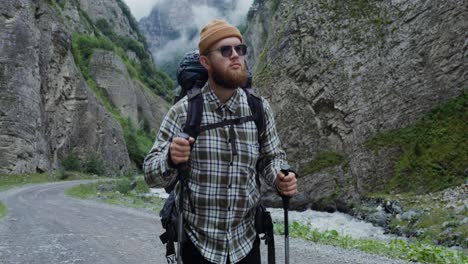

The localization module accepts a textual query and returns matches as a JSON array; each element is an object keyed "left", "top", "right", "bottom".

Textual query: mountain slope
[{"left": 0, "top": 0, "right": 171, "bottom": 175}]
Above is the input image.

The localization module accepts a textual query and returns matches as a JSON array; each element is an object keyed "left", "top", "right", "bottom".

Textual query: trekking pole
[
  {"left": 176, "top": 132, "right": 190, "bottom": 264},
  {"left": 280, "top": 164, "right": 291, "bottom": 264}
]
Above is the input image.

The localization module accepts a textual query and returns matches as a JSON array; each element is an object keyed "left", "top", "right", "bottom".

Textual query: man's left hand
[{"left": 275, "top": 170, "right": 297, "bottom": 197}]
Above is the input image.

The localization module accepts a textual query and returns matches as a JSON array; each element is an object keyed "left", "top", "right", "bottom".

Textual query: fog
[
  {"left": 122, "top": 0, "right": 160, "bottom": 20},
  {"left": 152, "top": 0, "right": 254, "bottom": 67}
]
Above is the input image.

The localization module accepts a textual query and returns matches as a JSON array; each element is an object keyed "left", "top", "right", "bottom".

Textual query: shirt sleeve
[
  {"left": 258, "top": 99, "right": 287, "bottom": 188},
  {"left": 143, "top": 105, "right": 182, "bottom": 188}
]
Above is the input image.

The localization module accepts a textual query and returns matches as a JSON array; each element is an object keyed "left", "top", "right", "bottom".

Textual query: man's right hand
[{"left": 170, "top": 136, "right": 195, "bottom": 165}]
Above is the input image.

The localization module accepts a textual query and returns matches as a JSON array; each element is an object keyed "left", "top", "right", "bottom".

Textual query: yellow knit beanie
[{"left": 198, "top": 19, "right": 243, "bottom": 55}]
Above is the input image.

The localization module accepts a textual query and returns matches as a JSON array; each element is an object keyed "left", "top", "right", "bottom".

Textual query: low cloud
[
  {"left": 122, "top": 0, "right": 160, "bottom": 20},
  {"left": 155, "top": 0, "right": 254, "bottom": 64},
  {"left": 154, "top": 34, "right": 195, "bottom": 64},
  {"left": 191, "top": 5, "right": 222, "bottom": 30},
  {"left": 228, "top": 0, "right": 254, "bottom": 26}
]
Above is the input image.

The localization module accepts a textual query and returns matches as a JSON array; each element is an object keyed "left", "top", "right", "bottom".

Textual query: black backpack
[{"left": 159, "top": 50, "right": 275, "bottom": 264}]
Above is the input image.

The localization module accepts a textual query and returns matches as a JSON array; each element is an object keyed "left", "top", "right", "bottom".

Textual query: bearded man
[{"left": 144, "top": 19, "right": 297, "bottom": 264}]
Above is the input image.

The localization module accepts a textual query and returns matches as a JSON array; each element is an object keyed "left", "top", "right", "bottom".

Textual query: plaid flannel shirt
[{"left": 143, "top": 84, "right": 286, "bottom": 263}]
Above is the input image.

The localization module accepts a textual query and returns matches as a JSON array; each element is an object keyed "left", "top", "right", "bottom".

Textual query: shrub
[
  {"left": 84, "top": 152, "right": 105, "bottom": 175},
  {"left": 61, "top": 152, "right": 81, "bottom": 171},
  {"left": 116, "top": 177, "right": 132, "bottom": 194},
  {"left": 124, "top": 128, "right": 146, "bottom": 170},
  {"left": 57, "top": 169, "right": 71, "bottom": 180},
  {"left": 95, "top": 19, "right": 114, "bottom": 38},
  {"left": 134, "top": 177, "right": 150, "bottom": 194}
]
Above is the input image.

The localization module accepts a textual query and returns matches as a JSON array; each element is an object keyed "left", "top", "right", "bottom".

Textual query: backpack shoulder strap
[
  {"left": 242, "top": 87, "right": 266, "bottom": 188},
  {"left": 243, "top": 87, "right": 266, "bottom": 138},
  {"left": 183, "top": 80, "right": 205, "bottom": 139}
]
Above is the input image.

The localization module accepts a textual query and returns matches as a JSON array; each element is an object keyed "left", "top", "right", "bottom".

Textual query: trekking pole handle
[
  {"left": 280, "top": 164, "right": 291, "bottom": 207},
  {"left": 176, "top": 132, "right": 190, "bottom": 141},
  {"left": 175, "top": 132, "right": 191, "bottom": 173}
]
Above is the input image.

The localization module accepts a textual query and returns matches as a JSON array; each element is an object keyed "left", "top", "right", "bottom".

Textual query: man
[{"left": 144, "top": 19, "right": 297, "bottom": 264}]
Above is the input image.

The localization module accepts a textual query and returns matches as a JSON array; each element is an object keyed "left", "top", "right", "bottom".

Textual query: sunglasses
[{"left": 206, "top": 44, "right": 248, "bottom": 57}]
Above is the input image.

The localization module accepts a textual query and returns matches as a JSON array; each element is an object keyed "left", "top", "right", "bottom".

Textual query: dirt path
[{"left": 0, "top": 181, "right": 409, "bottom": 264}]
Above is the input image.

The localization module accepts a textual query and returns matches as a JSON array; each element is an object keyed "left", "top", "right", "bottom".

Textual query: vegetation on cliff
[
  {"left": 302, "top": 152, "right": 347, "bottom": 175},
  {"left": 366, "top": 91, "right": 467, "bottom": 194},
  {"left": 69, "top": 2, "right": 173, "bottom": 170},
  {"left": 71, "top": 34, "right": 153, "bottom": 170},
  {"left": 360, "top": 92, "right": 468, "bottom": 249}
]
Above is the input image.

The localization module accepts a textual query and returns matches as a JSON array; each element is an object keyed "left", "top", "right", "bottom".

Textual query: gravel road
[{"left": 0, "top": 181, "right": 411, "bottom": 264}]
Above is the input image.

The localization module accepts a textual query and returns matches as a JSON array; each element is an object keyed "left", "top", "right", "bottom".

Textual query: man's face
[{"left": 203, "top": 37, "right": 248, "bottom": 89}]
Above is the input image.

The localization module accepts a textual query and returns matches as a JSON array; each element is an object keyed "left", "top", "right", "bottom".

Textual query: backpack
[{"left": 159, "top": 50, "right": 275, "bottom": 264}]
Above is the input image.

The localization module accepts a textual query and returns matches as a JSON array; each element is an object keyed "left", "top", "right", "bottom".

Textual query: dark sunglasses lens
[
  {"left": 219, "top": 45, "right": 247, "bottom": 57},
  {"left": 235, "top": 44, "right": 247, "bottom": 56},
  {"left": 220, "top": 46, "right": 233, "bottom": 57}
]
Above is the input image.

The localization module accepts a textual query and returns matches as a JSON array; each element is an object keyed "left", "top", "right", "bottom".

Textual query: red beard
[{"left": 211, "top": 63, "right": 248, "bottom": 90}]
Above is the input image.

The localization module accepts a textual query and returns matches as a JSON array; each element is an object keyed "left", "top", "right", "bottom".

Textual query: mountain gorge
[
  {"left": 0, "top": 0, "right": 466, "bottom": 213},
  {"left": 0, "top": 0, "right": 171, "bottom": 175}
]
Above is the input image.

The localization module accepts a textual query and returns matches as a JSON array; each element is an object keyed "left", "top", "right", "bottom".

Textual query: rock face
[
  {"left": 245, "top": 0, "right": 467, "bottom": 208},
  {"left": 0, "top": 0, "right": 169, "bottom": 175},
  {"left": 89, "top": 49, "right": 168, "bottom": 132},
  {"left": 79, "top": 0, "right": 138, "bottom": 39}
]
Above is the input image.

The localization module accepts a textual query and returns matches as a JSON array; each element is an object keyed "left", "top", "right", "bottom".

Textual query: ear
[{"left": 199, "top": 55, "right": 211, "bottom": 71}]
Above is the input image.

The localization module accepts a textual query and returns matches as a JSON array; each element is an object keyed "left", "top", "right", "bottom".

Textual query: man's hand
[
  {"left": 170, "top": 136, "right": 195, "bottom": 165},
  {"left": 275, "top": 170, "right": 297, "bottom": 197}
]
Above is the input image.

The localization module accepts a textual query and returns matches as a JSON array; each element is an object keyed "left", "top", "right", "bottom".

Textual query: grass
[
  {"left": 65, "top": 177, "right": 164, "bottom": 214},
  {"left": 0, "top": 172, "right": 98, "bottom": 192},
  {"left": 271, "top": 0, "right": 280, "bottom": 12},
  {"left": 302, "top": 151, "right": 346, "bottom": 175},
  {"left": 275, "top": 221, "right": 467, "bottom": 264},
  {"left": 0, "top": 202, "right": 7, "bottom": 219},
  {"left": 317, "top": 0, "right": 393, "bottom": 45},
  {"left": 253, "top": 47, "right": 272, "bottom": 85},
  {"left": 365, "top": 91, "right": 467, "bottom": 194}
]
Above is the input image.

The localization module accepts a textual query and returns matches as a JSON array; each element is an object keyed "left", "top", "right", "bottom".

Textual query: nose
[{"left": 230, "top": 46, "right": 240, "bottom": 58}]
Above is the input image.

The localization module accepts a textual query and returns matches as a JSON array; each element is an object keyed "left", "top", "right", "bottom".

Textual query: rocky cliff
[
  {"left": 0, "top": 0, "right": 170, "bottom": 175},
  {"left": 245, "top": 0, "right": 467, "bottom": 209}
]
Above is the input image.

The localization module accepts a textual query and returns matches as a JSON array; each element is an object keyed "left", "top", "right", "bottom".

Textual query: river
[{"left": 150, "top": 188, "right": 399, "bottom": 242}]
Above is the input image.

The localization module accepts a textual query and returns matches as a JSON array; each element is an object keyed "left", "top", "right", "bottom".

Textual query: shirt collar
[{"left": 204, "top": 82, "right": 240, "bottom": 114}]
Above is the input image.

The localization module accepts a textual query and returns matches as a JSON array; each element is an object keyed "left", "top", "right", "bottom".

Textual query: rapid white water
[
  {"left": 267, "top": 208, "right": 398, "bottom": 242},
  {"left": 150, "top": 188, "right": 398, "bottom": 241}
]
